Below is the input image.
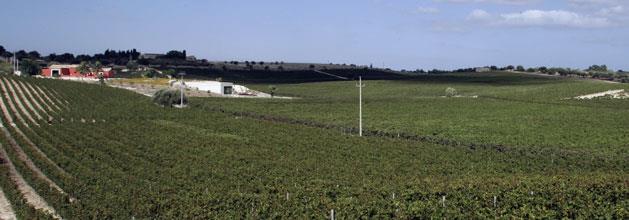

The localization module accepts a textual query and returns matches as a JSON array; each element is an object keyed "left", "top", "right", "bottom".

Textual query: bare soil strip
[
  {"left": 11, "top": 79, "right": 51, "bottom": 119},
  {"left": 0, "top": 187, "right": 17, "bottom": 220},
  {"left": 11, "top": 126, "right": 72, "bottom": 178},
  {"left": 0, "top": 143, "right": 61, "bottom": 219},
  {"left": 574, "top": 89, "right": 628, "bottom": 100},
  {"left": 45, "top": 88, "right": 70, "bottom": 105},
  {"left": 0, "top": 83, "right": 28, "bottom": 128},
  {"left": 6, "top": 79, "right": 45, "bottom": 120},
  {"left": 0, "top": 126, "right": 69, "bottom": 197},
  {"left": 0, "top": 80, "right": 39, "bottom": 126},
  {"left": 35, "top": 86, "right": 67, "bottom": 110},
  {"left": 19, "top": 81, "right": 56, "bottom": 114},
  {"left": 26, "top": 84, "right": 62, "bottom": 112},
  {"left": 0, "top": 88, "right": 71, "bottom": 196}
]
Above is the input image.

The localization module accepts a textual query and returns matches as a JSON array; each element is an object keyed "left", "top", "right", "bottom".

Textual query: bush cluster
[{"left": 152, "top": 89, "right": 187, "bottom": 107}]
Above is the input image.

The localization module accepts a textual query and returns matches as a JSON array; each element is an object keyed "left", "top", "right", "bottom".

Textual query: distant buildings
[
  {"left": 475, "top": 67, "right": 491, "bottom": 73},
  {"left": 41, "top": 64, "right": 115, "bottom": 78},
  {"left": 139, "top": 53, "right": 197, "bottom": 61},
  {"left": 139, "top": 53, "right": 164, "bottom": 59},
  {"left": 186, "top": 81, "right": 234, "bottom": 95}
]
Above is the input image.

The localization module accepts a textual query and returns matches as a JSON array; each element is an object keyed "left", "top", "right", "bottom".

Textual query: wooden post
[{"left": 493, "top": 196, "right": 497, "bottom": 208}]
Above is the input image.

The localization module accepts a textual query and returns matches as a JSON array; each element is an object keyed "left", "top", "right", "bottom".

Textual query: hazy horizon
[{"left": 1, "top": 0, "right": 628, "bottom": 71}]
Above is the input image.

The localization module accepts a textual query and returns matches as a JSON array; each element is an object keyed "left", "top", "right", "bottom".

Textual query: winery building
[{"left": 41, "top": 64, "right": 115, "bottom": 78}]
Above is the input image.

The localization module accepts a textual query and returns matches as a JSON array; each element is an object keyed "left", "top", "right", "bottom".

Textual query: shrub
[
  {"left": 0, "top": 61, "right": 12, "bottom": 74},
  {"left": 153, "top": 89, "right": 188, "bottom": 107},
  {"left": 268, "top": 85, "right": 277, "bottom": 97},
  {"left": 445, "top": 87, "right": 458, "bottom": 97},
  {"left": 19, "top": 59, "right": 41, "bottom": 76}
]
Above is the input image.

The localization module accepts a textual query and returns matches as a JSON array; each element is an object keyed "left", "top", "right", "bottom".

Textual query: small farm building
[
  {"left": 41, "top": 64, "right": 115, "bottom": 78},
  {"left": 186, "top": 81, "right": 234, "bottom": 95},
  {"left": 475, "top": 67, "right": 491, "bottom": 73}
]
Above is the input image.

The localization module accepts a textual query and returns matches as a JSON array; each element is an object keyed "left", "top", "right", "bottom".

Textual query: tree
[
  {"left": 268, "top": 85, "right": 277, "bottom": 97},
  {"left": 19, "top": 59, "right": 41, "bottom": 76},
  {"left": 516, "top": 65, "right": 525, "bottom": 72},
  {"left": 538, "top": 66, "right": 548, "bottom": 73},
  {"left": 445, "top": 87, "right": 458, "bottom": 97},
  {"left": 162, "top": 69, "right": 176, "bottom": 78},
  {"left": 0, "top": 60, "right": 13, "bottom": 74},
  {"left": 76, "top": 61, "right": 91, "bottom": 76},
  {"left": 47, "top": 53, "right": 57, "bottom": 62},
  {"left": 51, "top": 53, "right": 75, "bottom": 63},
  {"left": 27, "top": 51, "right": 41, "bottom": 59},
  {"left": 15, "top": 50, "right": 28, "bottom": 59},
  {"left": 126, "top": 60, "right": 139, "bottom": 71},
  {"left": 164, "top": 50, "right": 185, "bottom": 59},
  {"left": 93, "top": 61, "right": 105, "bottom": 84},
  {"left": 76, "top": 54, "right": 92, "bottom": 62},
  {"left": 77, "top": 61, "right": 104, "bottom": 83},
  {"left": 0, "top": 46, "right": 12, "bottom": 58},
  {"left": 142, "top": 69, "right": 159, "bottom": 78},
  {"left": 587, "top": 64, "right": 608, "bottom": 72},
  {"left": 153, "top": 89, "right": 187, "bottom": 107}
]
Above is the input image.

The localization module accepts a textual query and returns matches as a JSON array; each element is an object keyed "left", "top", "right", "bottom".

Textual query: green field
[
  {"left": 0, "top": 73, "right": 626, "bottom": 219},
  {"left": 198, "top": 72, "right": 629, "bottom": 152}
]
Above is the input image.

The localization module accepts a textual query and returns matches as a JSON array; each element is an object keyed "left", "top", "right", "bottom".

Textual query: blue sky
[{"left": 1, "top": 0, "right": 627, "bottom": 70}]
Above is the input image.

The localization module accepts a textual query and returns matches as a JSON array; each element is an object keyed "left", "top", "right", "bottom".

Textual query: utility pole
[
  {"left": 356, "top": 76, "right": 365, "bottom": 136},
  {"left": 178, "top": 72, "right": 186, "bottom": 107},
  {"left": 12, "top": 52, "right": 20, "bottom": 76}
]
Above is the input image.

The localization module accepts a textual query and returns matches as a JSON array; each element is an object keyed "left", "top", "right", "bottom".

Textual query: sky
[{"left": 1, "top": 0, "right": 628, "bottom": 70}]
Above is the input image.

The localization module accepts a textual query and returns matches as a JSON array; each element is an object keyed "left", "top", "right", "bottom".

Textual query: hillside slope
[{"left": 0, "top": 75, "right": 625, "bottom": 219}]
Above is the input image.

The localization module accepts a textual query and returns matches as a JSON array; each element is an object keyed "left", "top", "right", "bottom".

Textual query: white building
[
  {"left": 186, "top": 81, "right": 234, "bottom": 95},
  {"left": 475, "top": 67, "right": 491, "bottom": 73}
]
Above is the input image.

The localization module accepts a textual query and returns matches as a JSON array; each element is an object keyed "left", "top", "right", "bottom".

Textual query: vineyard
[{"left": 0, "top": 73, "right": 626, "bottom": 219}]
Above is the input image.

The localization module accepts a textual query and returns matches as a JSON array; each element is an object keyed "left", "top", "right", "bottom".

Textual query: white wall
[{"left": 186, "top": 81, "right": 234, "bottom": 94}]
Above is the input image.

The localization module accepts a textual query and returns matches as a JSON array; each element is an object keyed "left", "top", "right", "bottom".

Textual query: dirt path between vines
[
  {"left": 0, "top": 126, "right": 68, "bottom": 199},
  {"left": 19, "top": 81, "right": 56, "bottom": 114},
  {"left": 0, "top": 80, "right": 38, "bottom": 126},
  {"left": 0, "top": 187, "right": 17, "bottom": 220},
  {"left": 0, "top": 88, "right": 70, "bottom": 196},
  {"left": 0, "top": 142, "right": 61, "bottom": 219},
  {"left": 46, "top": 87, "right": 70, "bottom": 105},
  {"left": 27, "top": 84, "right": 62, "bottom": 112},
  {"left": 5, "top": 78, "right": 44, "bottom": 120},
  {"left": 0, "top": 85, "right": 27, "bottom": 128},
  {"left": 36, "top": 86, "right": 68, "bottom": 110}
]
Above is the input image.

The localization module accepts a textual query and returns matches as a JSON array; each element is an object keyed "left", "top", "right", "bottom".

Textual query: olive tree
[{"left": 153, "top": 89, "right": 187, "bottom": 107}]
